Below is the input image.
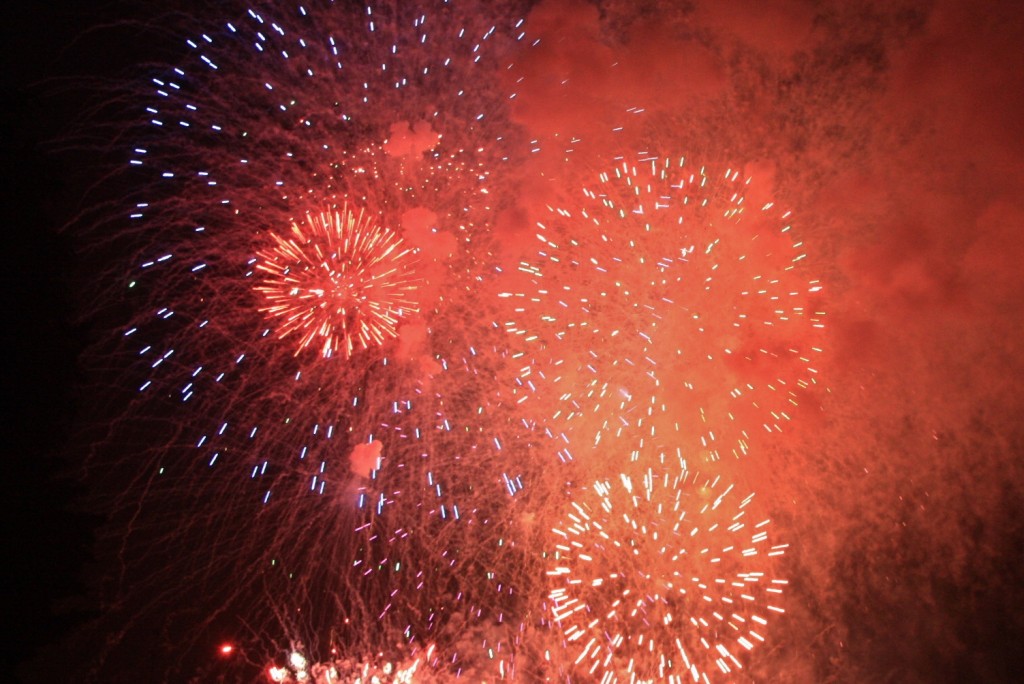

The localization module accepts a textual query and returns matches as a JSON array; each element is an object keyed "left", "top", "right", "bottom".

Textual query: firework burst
[
  {"left": 84, "top": 1, "right": 542, "bottom": 677},
  {"left": 501, "top": 156, "right": 825, "bottom": 466},
  {"left": 74, "top": 0, "right": 834, "bottom": 678},
  {"left": 117, "top": 0, "right": 532, "bottom": 509},
  {"left": 546, "top": 469, "right": 788, "bottom": 683},
  {"left": 254, "top": 206, "right": 419, "bottom": 359}
]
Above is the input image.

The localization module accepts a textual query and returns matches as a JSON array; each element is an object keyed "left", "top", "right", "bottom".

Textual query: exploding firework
[
  {"left": 500, "top": 156, "right": 825, "bottom": 467},
  {"left": 76, "top": 0, "right": 829, "bottom": 679},
  {"left": 82, "top": 1, "right": 542, "bottom": 678},
  {"left": 545, "top": 469, "right": 789, "bottom": 683},
  {"left": 117, "top": 0, "right": 533, "bottom": 504},
  {"left": 254, "top": 206, "right": 419, "bottom": 359}
]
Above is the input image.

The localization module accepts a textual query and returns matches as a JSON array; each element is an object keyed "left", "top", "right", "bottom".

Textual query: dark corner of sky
[{"left": 0, "top": 1, "right": 154, "bottom": 679}]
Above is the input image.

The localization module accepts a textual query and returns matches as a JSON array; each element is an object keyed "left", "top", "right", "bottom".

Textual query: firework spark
[
  {"left": 546, "top": 469, "right": 788, "bottom": 683},
  {"left": 113, "top": 0, "right": 532, "bottom": 515},
  {"left": 87, "top": 1, "right": 539, "bottom": 677},
  {"left": 501, "top": 156, "right": 825, "bottom": 466},
  {"left": 78, "top": 0, "right": 829, "bottom": 679},
  {"left": 254, "top": 206, "right": 419, "bottom": 359}
]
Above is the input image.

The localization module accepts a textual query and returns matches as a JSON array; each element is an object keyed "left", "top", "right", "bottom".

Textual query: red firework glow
[
  {"left": 501, "top": 158, "right": 824, "bottom": 466},
  {"left": 57, "top": 0, "right": 862, "bottom": 681},
  {"left": 254, "top": 206, "right": 418, "bottom": 359},
  {"left": 546, "top": 470, "right": 787, "bottom": 683},
  {"left": 23, "top": 0, "right": 1024, "bottom": 682}
]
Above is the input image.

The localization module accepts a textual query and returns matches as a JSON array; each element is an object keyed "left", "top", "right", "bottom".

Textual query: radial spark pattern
[
  {"left": 119, "top": 0, "right": 530, "bottom": 505},
  {"left": 546, "top": 469, "right": 789, "bottom": 683},
  {"left": 94, "top": 0, "right": 539, "bottom": 675},
  {"left": 80, "top": 1, "right": 831, "bottom": 678},
  {"left": 501, "top": 156, "right": 825, "bottom": 465},
  {"left": 255, "top": 206, "right": 419, "bottom": 358}
]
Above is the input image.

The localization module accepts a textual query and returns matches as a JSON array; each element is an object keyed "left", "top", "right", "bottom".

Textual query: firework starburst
[
  {"left": 501, "top": 156, "right": 825, "bottom": 466},
  {"left": 255, "top": 206, "right": 419, "bottom": 358},
  {"left": 74, "top": 0, "right": 833, "bottom": 678},
  {"left": 546, "top": 469, "right": 788, "bottom": 683}
]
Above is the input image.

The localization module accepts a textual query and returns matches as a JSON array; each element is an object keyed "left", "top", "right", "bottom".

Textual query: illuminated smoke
[
  {"left": 83, "top": 1, "right": 828, "bottom": 680},
  {"left": 501, "top": 156, "right": 825, "bottom": 466}
]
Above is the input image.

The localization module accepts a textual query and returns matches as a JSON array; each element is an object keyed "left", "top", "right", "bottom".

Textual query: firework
[
  {"left": 348, "top": 339, "right": 558, "bottom": 679},
  {"left": 254, "top": 206, "right": 419, "bottom": 359},
  {"left": 500, "top": 156, "right": 825, "bottom": 466},
  {"left": 79, "top": 0, "right": 829, "bottom": 678},
  {"left": 118, "top": 0, "right": 531, "bottom": 506},
  {"left": 546, "top": 469, "right": 789, "bottom": 683},
  {"left": 86, "top": 1, "right": 539, "bottom": 678}
]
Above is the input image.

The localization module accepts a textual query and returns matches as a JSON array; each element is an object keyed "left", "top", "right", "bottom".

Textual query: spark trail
[
  {"left": 91, "top": 1, "right": 539, "bottom": 678},
  {"left": 82, "top": 1, "right": 828, "bottom": 680}
]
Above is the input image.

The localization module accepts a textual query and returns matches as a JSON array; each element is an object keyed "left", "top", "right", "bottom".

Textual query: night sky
[
  {"left": 4, "top": 2, "right": 100, "bottom": 679},
  {"left": 5, "top": 0, "right": 1024, "bottom": 682}
]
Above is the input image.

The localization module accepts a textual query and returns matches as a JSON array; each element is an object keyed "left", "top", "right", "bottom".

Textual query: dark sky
[
  {"left": 4, "top": 0, "right": 1024, "bottom": 682},
  {"left": 3, "top": 1, "right": 87, "bottom": 673},
  {"left": 1, "top": 1, "right": 165, "bottom": 679}
]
